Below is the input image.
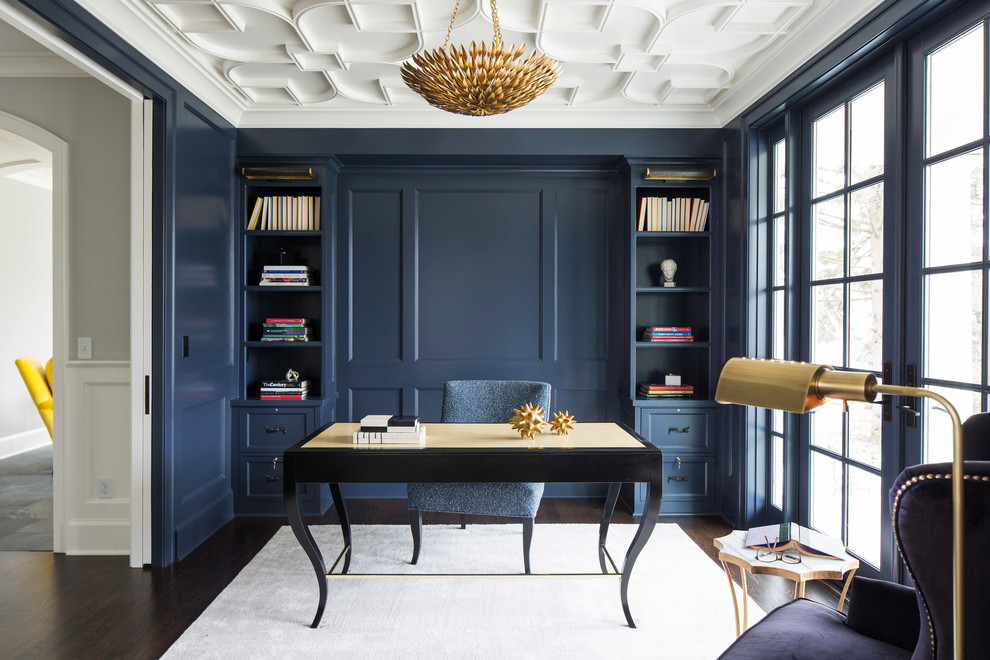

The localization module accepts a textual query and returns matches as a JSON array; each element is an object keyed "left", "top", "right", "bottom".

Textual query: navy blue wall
[
  {"left": 336, "top": 166, "right": 621, "bottom": 498},
  {"left": 16, "top": 0, "right": 238, "bottom": 564}
]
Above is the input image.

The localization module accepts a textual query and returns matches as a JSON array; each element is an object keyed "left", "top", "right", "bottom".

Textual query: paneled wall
[{"left": 337, "top": 167, "right": 621, "bottom": 496}]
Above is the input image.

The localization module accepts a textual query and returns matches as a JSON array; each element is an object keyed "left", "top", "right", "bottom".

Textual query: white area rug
[{"left": 164, "top": 524, "right": 762, "bottom": 659}]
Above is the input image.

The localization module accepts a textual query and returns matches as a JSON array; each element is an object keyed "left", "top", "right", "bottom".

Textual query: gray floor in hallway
[{"left": 0, "top": 444, "right": 52, "bottom": 551}]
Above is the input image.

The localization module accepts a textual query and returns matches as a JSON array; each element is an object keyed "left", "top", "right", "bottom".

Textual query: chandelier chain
[
  {"left": 490, "top": 0, "right": 502, "bottom": 49},
  {"left": 441, "top": 0, "right": 462, "bottom": 51}
]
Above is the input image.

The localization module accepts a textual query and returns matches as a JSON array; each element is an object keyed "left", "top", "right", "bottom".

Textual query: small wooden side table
[{"left": 714, "top": 529, "right": 860, "bottom": 637}]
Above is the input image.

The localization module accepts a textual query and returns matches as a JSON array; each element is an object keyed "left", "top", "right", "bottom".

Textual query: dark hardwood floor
[{"left": 0, "top": 499, "right": 840, "bottom": 658}]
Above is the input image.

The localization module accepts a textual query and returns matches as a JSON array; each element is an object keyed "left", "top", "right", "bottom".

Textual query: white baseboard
[
  {"left": 0, "top": 427, "right": 50, "bottom": 460},
  {"left": 65, "top": 519, "right": 130, "bottom": 555}
]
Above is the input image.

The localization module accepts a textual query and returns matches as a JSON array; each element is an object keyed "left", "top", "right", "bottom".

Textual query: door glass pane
[
  {"left": 849, "top": 279, "right": 883, "bottom": 371},
  {"left": 847, "top": 466, "right": 881, "bottom": 567},
  {"left": 813, "top": 196, "right": 844, "bottom": 280},
  {"left": 925, "top": 270, "right": 982, "bottom": 384},
  {"left": 925, "top": 386, "right": 982, "bottom": 463},
  {"left": 810, "top": 400, "right": 843, "bottom": 454},
  {"left": 925, "top": 149, "right": 984, "bottom": 268},
  {"left": 812, "top": 283, "right": 844, "bottom": 367},
  {"left": 850, "top": 83, "right": 885, "bottom": 184},
  {"left": 811, "top": 452, "right": 843, "bottom": 540},
  {"left": 814, "top": 106, "right": 845, "bottom": 197},
  {"left": 927, "top": 24, "right": 984, "bottom": 157},
  {"left": 771, "top": 434, "right": 784, "bottom": 510},
  {"left": 850, "top": 183, "right": 884, "bottom": 276},
  {"left": 848, "top": 400, "right": 882, "bottom": 469},
  {"left": 774, "top": 139, "right": 787, "bottom": 214},
  {"left": 773, "top": 290, "right": 784, "bottom": 360},
  {"left": 774, "top": 215, "right": 786, "bottom": 286}
]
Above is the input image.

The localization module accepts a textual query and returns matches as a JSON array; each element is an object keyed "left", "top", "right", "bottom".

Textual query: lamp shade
[{"left": 715, "top": 357, "right": 878, "bottom": 413}]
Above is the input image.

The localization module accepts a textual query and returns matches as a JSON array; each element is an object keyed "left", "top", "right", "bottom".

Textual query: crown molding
[{"left": 711, "top": 0, "right": 886, "bottom": 125}]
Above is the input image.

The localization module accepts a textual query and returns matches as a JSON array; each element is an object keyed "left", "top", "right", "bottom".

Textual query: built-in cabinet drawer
[
  {"left": 623, "top": 456, "right": 716, "bottom": 515},
  {"left": 231, "top": 399, "right": 333, "bottom": 515},
  {"left": 239, "top": 454, "right": 319, "bottom": 503},
  {"left": 238, "top": 407, "right": 314, "bottom": 451},
  {"left": 640, "top": 408, "right": 711, "bottom": 453},
  {"left": 621, "top": 400, "right": 719, "bottom": 516}
]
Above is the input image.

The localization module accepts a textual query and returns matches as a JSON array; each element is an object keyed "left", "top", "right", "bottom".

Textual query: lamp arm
[{"left": 873, "top": 384, "right": 964, "bottom": 660}]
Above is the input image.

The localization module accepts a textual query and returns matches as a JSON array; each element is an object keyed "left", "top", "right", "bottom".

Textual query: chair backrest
[
  {"left": 440, "top": 380, "right": 552, "bottom": 424},
  {"left": 890, "top": 459, "right": 990, "bottom": 659},
  {"left": 14, "top": 355, "right": 54, "bottom": 438}
]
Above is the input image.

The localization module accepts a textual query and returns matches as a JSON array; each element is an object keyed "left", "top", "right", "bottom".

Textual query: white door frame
[{"left": 0, "top": 4, "right": 151, "bottom": 566}]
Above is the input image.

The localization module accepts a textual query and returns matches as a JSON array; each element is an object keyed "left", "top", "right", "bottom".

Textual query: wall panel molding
[{"left": 63, "top": 360, "right": 130, "bottom": 555}]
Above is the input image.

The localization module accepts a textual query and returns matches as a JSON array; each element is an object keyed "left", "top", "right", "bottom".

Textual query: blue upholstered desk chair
[{"left": 406, "top": 380, "right": 552, "bottom": 574}]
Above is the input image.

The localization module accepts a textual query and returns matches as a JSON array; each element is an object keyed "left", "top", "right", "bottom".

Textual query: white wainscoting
[{"left": 63, "top": 360, "right": 130, "bottom": 555}]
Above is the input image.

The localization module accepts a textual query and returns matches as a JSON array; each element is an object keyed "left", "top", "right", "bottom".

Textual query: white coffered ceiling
[{"left": 13, "top": 0, "right": 885, "bottom": 128}]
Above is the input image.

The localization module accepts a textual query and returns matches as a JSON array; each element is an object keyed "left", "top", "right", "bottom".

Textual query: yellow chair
[{"left": 15, "top": 355, "right": 53, "bottom": 439}]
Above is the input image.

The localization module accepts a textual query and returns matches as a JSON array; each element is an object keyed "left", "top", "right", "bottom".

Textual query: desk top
[{"left": 300, "top": 422, "right": 649, "bottom": 451}]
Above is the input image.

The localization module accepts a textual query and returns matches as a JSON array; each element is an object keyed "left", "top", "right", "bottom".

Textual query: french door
[
  {"left": 904, "top": 12, "right": 990, "bottom": 476},
  {"left": 762, "top": 4, "right": 990, "bottom": 581},
  {"left": 797, "top": 61, "right": 900, "bottom": 575}
]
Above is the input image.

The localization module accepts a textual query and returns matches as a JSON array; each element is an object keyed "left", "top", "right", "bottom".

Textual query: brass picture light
[{"left": 715, "top": 357, "right": 965, "bottom": 660}]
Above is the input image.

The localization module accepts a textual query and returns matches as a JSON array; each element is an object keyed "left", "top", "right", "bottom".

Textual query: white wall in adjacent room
[{"left": 0, "top": 173, "right": 52, "bottom": 455}]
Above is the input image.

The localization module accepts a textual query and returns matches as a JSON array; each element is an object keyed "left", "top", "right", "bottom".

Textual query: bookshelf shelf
[
  {"left": 233, "top": 161, "right": 338, "bottom": 515},
  {"left": 620, "top": 158, "right": 722, "bottom": 516},
  {"left": 245, "top": 285, "right": 323, "bottom": 292}
]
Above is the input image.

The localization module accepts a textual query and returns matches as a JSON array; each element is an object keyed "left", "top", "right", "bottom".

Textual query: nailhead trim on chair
[{"left": 890, "top": 472, "right": 990, "bottom": 659}]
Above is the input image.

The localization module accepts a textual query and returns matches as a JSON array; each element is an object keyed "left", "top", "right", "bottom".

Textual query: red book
[
  {"left": 646, "top": 337, "right": 694, "bottom": 342},
  {"left": 265, "top": 317, "right": 307, "bottom": 323},
  {"left": 641, "top": 385, "right": 694, "bottom": 391},
  {"left": 259, "top": 394, "right": 307, "bottom": 400},
  {"left": 644, "top": 326, "right": 691, "bottom": 332}
]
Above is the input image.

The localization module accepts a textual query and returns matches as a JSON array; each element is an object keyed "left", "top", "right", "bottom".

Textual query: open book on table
[{"left": 745, "top": 522, "right": 847, "bottom": 560}]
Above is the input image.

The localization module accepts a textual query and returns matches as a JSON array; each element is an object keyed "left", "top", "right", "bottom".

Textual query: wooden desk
[
  {"left": 283, "top": 422, "right": 663, "bottom": 628},
  {"left": 714, "top": 530, "right": 860, "bottom": 637}
]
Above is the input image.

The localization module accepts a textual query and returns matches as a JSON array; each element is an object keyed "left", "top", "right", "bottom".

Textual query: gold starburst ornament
[
  {"left": 549, "top": 410, "right": 575, "bottom": 435},
  {"left": 510, "top": 402, "right": 546, "bottom": 439},
  {"left": 400, "top": 0, "right": 561, "bottom": 116}
]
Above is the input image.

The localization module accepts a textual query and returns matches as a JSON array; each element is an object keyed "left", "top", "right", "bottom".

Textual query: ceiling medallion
[{"left": 400, "top": 0, "right": 561, "bottom": 116}]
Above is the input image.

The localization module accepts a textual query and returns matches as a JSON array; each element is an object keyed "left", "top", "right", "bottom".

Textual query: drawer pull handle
[
  {"left": 266, "top": 457, "right": 283, "bottom": 482},
  {"left": 668, "top": 426, "right": 690, "bottom": 434},
  {"left": 266, "top": 425, "right": 287, "bottom": 434},
  {"left": 668, "top": 475, "right": 689, "bottom": 483}
]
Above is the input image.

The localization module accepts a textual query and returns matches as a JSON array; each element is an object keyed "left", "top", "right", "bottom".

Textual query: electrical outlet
[
  {"left": 78, "top": 337, "right": 92, "bottom": 359},
  {"left": 98, "top": 477, "right": 113, "bottom": 499}
]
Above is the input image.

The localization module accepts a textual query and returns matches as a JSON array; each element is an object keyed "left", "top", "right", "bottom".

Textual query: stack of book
[
  {"left": 638, "top": 383, "right": 695, "bottom": 399},
  {"left": 641, "top": 326, "right": 694, "bottom": 342},
  {"left": 246, "top": 195, "right": 320, "bottom": 231},
  {"left": 636, "top": 196, "right": 709, "bottom": 232},
  {"left": 261, "top": 317, "right": 312, "bottom": 342},
  {"left": 353, "top": 415, "right": 425, "bottom": 444},
  {"left": 259, "top": 265, "right": 310, "bottom": 286},
  {"left": 259, "top": 378, "right": 310, "bottom": 399}
]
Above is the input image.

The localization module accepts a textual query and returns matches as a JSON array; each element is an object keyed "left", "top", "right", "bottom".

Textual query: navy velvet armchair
[
  {"left": 718, "top": 412, "right": 990, "bottom": 659},
  {"left": 406, "top": 380, "right": 552, "bottom": 573}
]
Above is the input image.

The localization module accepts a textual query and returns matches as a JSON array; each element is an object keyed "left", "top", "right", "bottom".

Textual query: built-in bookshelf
[
  {"left": 621, "top": 159, "right": 722, "bottom": 516},
  {"left": 233, "top": 162, "right": 338, "bottom": 515}
]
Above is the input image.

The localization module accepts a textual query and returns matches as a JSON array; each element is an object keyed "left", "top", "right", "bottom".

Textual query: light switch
[{"left": 78, "top": 337, "right": 92, "bottom": 359}]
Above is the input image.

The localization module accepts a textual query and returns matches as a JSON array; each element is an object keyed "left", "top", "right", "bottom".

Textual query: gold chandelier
[{"left": 400, "top": 0, "right": 561, "bottom": 116}]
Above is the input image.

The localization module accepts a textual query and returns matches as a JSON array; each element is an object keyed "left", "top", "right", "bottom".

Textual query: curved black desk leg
[
  {"left": 328, "top": 482, "right": 351, "bottom": 574},
  {"left": 284, "top": 470, "right": 328, "bottom": 628},
  {"left": 620, "top": 480, "right": 661, "bottom": 628},
  {"left": 598, "top": 483, "right": 621, "bottom": 573}
]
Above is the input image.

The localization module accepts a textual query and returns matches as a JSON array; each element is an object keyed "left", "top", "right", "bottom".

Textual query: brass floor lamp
[{"left": 715, "top": 357, "right": 965, "bottom": 660}]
